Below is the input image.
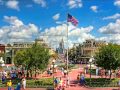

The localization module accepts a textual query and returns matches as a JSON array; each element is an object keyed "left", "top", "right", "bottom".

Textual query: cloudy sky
[{"left": 0, "top": 0, "right": 120, "bottom": 48}]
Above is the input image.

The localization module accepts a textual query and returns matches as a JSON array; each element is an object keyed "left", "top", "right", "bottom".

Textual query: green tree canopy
[
  {"left": 14, "top": 49, "right": 27, "bottom": 67},
  {"left": 30, "top": 44, "right": 50, "bottom": 70},
  {"left": 68, "top": 44, "right": 82, "bottom": 63},
  {"left": 14, "top": 43, "right": 50, "bottom": 77},
  {"left": 95, "top": 44, "right": 120, "bottom": 78}
]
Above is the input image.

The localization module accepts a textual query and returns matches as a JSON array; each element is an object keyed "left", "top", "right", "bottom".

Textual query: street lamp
[
  {"left": 52, "top": 59, "right": 55, "bottom": 89},
  {"left": 89, "top": 56, "right": 94, "bottom": 86}
]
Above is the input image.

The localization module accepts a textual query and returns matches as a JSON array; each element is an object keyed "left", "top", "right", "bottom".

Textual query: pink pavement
[
  {"left": 37, "top": 64, "right": 119, "bottom": 90},
  {"left": 0, "top": 88, "right": 46, "bottom": 90},
  {"left": 1, "top": 65, "right": 119, "bottom": 90},
  {"left": 65, "top": 87, "right": 118, "bottom": 90},
  {"left": 0, "top": 87, "right": 118, "bottom": 90}
]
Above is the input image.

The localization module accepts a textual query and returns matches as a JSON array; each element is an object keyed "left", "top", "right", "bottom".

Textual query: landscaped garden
[
  {"left": 85, "top": 78, "right": 120, "bottom": 87},
  {"left": 0, "top": 78, "right": 53, "bottom": 88}
]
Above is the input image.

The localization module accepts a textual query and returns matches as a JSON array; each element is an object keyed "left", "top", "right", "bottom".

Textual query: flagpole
[
  {"left": 66, "top": 13, "right": 69, "bottom": 72},
  {"left": 66, "top": 13, "right": 78, "bottom": 72}
]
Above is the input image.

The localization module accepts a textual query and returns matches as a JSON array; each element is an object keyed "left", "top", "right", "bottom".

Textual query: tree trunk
[
  {"left": 109, "top": 69, "right": 112, "bottom": 79},
  {"left": 30, "top": 69, "right": 32, "bottom": 78},
  {"left": 105, "top": 69, "right": 107, "bottom": 78},
  {"left": 26, "top": 69, "right": 29, "bottom": 77},
  {"left": 35, "top": 67, "right": 37, "bottom": 77}
]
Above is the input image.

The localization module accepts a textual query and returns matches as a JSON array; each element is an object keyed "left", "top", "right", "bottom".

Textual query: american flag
[{"left": 67, "top": 13, "right": 78, "bottom": 26}]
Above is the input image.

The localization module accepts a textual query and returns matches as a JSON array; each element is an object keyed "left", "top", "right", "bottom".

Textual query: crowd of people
[
  {"left": 46, "top": 67, "right": 70, "bottom": 90},
  {"left": 52, "top": 68, "right": 86, "bottom": 90},
  {"left": 1, "top": 68, "right": 25, "bottom": 80},
  {"left": 1, "top": 77, "right": 26, "bottom": 90},
  {"left": 46, "top": 65, "right": 86, "bottom": 90},
  {"left": 1, "top": 69, "right": 26, "bottom": 90},
  {"left": 54, "top": 76, "right": 70, "bottom": 90}
]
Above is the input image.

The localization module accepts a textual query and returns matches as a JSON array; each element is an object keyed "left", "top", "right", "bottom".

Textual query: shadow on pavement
[
  {"left": 46, "top": 88, "right": 54, "bottom": 90},
  {"left": 70, "top": 80, "right": 78, "bottom": 84}
]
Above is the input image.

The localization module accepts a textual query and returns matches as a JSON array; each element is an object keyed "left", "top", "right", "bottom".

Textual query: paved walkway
[
  {"left": 0, "top": 88, "right": 46, "bottom": 90},
  {"left": 38, "top": 64, "right": 119, "bottom": 90},
  {"left": 0, "top": 87, "right": 119, "bottom": 90},
  {"left": 1, "top": 64, "right": 119, "bottom": 90}
]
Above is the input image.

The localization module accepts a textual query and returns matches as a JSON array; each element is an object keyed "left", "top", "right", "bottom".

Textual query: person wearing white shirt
[{"left": 22, "top": 78, "right": 26, "bottom": 90}]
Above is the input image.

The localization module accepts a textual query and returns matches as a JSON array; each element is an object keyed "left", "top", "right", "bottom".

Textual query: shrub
[
  {"left": 58, "top": 64, "right": 75, "bottom": 69},
  {"left": 1, "top": 78, "right": 53, "bottom": 88},
  {"left": 27, "top": 78, "right": 53, "bottom": 87},
  {"left": 85, "top": 78, "right": 119, "bottom": 87}
]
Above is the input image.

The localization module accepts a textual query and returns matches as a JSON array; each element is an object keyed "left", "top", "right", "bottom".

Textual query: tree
[
  {"left": 30, "top": 44, "right": 50, "bottom": 77},
  {"left": 68, "top": 48, "right": 76, "bottom": 63},
  {"left": 51, "top": 53, "right": 58, "bottom": 60},
  {"left": 95, "top": 44, "right": 120, "bottom": 78},
  {"left": 0, "top": 53, "right": 5, "bottom": 57},
  {"left": 14, "top": 49, "right": 27, "bottom": 67},
  {"left": 14, "top": 43, "right": 50, "bottom": 77},
  {"left": 14, "top": 49, "right": 31, "bottom": 77},
  {"left": 68, "top": 44, "right": 82, "bottom": 63}
]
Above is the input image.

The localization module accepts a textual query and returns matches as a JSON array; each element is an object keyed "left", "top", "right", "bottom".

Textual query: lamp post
[
  {"left": 52, "top": 59, "right": 55, "bottom": 89},
  {"left": 89, "top": 56, "right": 94, "bottom": 86}
]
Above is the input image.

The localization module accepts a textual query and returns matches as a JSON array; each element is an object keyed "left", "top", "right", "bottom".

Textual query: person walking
[
  {"left": 96, "top": 68, "right": 99, "bottom": 76},
  {"left": 118, "top": 79, "right": 120, "bottom": 90},
  {"left": 2, "top": 75, "right": 6, "bottom": 84},
  {"left": 80, "top": 73, "right": 85, "bottom": 86},
  {"left": 64, "top": 70, "right": 67, "bottom": 78},
  {"left": 54, "top": 77, "right": 59, "bottom": 89},
  {"left": 77, "top": 74, "right": 80, "bottom": 84},
  {"left": 22, "top": 78, "right": 26, "bottom": 90},
  {"left": 58, "top": 77, "right": 63, "bottom": 90},
  {"left": 61, "top": 67, "right": 64, "bottom": 76},
  {"left": 66, "top": 76, "right": 70, "bottom": 88},
  {"left": 3, "top": 71, "right": 7, "bottom": 78},
  {"left": 14, "top": 83, "right": 21, "bottom": 90},
  {"left": 7, "top": 80, "right": 12, "bottom": 90},
  {"left": 47, "top": 68, "right": 50, "bottom": 76}
]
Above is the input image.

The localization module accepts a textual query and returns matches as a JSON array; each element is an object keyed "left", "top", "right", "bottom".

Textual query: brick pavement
[
  {"left": 36, "top": 64, "right": 119, "bottom": 90},
  {"left": 1, "top": 64, "right": 119, "bottom": 90},
  {"left": 0, "top": 87, "right": 119, "bottom": 90},
  {"left": 0, "top": 88, "right": 46, "bottom": 90}
]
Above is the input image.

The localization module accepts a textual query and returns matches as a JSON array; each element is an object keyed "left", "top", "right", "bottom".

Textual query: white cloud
[
  {"left": 52, "top": 13, "right": 60, "bottom": 20},
  {"left": 90, "top": 6, "right": 98, "bottom": 12},
  {"left": 6, "top": 0, "right": 19, "bottom": 10},
  {"left": 97, "top": 34, "right": 120, "bottom": 45},
  {"left": 39, "top": 24, "right": 94, "bottom": 49},
  {"left": 4, "top": 16, "right": 23, "bottom": 27},
  {"left": 98, "top": 18, "right": 120, "bottom": 44},
  {"left": 90, "top": 18, "right": 120, "bottom": 45},
  {"left": 103, "top": 13, "right": 120, "bottom": 20},
  {"left": 0, "top": 16, "right": 39, "bottom": 44},
  {"left": 99, "top": 19, "right": 120, "bottom": 34},
  {"left": 114, "top": 0, "right": 120, "bottom": 7},
  {"left": 33, "top": 0, "right": 46, "bottom": 7},
  {"left": 67, "top": 0, "right": 83, "bottom": 9}
]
